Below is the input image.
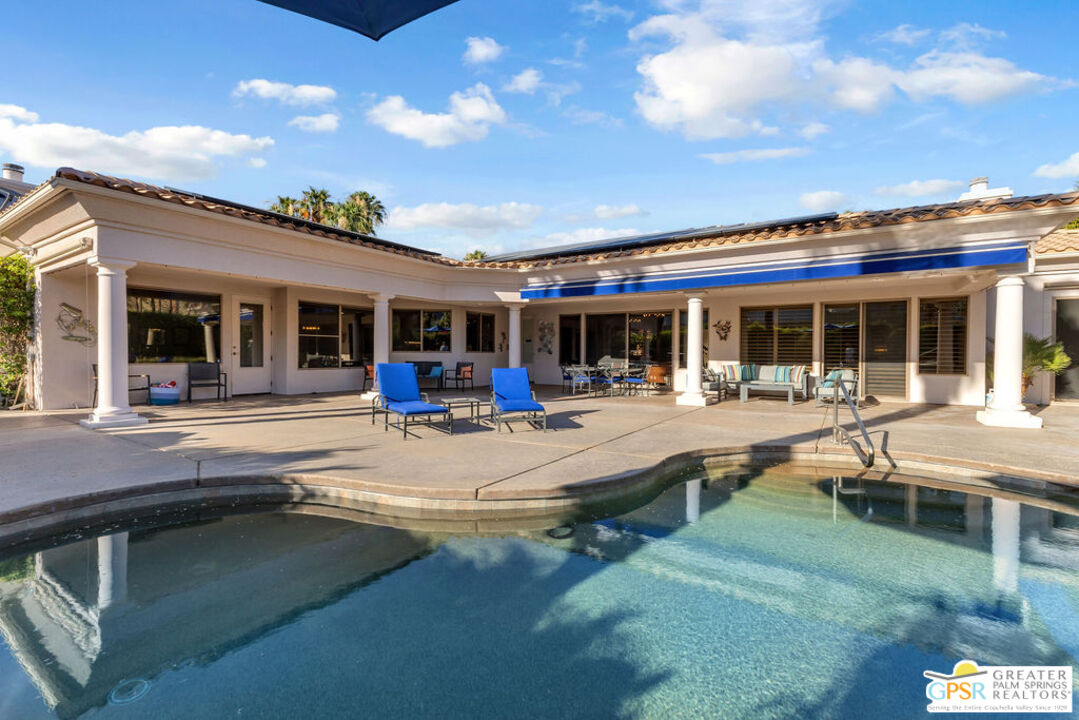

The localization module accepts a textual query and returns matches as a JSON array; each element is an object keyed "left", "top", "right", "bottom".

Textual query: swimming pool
[{"left": 0, "top": 465, "right": 1076, "bottom": 719}]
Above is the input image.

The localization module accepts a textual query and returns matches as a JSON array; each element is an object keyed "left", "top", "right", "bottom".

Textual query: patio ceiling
[{"left": 255, "top": 0, "right": 460, "bottom": 40}]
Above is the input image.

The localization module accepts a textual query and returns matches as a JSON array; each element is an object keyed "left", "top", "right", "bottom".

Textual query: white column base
[
  {"left": 675, "top": 391, "right": 707, "bottom": 407},
  {"left": 81, "top": 411, "right": 148, "bottom": 429},
  {"left": 976, "top": 407, "right": 1043, "bottom": 429}
]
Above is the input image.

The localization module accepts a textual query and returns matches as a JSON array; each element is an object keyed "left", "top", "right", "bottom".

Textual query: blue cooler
[{"left": 149, "top": 386, "right": 181, "bottom": 405}]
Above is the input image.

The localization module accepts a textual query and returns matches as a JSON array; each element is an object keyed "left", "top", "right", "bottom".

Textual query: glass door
[
  {"left": 862, "top": 300, "right": 908, "bottom": 397},
  {"left": 232, "top": 296, "right": 272, "bottom": 395},
  {"left": 1055, "top": 299, "right": 1079, "bottom": 400},
  {"left": 823, "top": 304, "right": 860, "bottom": 374}
]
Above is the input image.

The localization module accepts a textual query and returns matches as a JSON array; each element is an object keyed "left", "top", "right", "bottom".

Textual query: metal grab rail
[{"left": 831, "top": 379, "right": 875, "bottom": 467}]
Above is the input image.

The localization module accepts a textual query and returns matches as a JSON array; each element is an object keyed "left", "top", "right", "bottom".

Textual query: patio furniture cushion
[
  {"left": 386, "top": 399, "right": 449, "bottom": 416},
  {"left": 821, "top": 369, "right": 842, "bottom": 388},
  {"left": 758, "top": 365, "right": 778, "bottom": 382},
  {"left": 496, "top": 398, "right": 545, "bottom": 412},
  {"left": 492, "top": 367, "right": 532, "bottom": 401},
  {"left": 376, "top": 363, "right": 421, "bottom": 403},
  {"left": 790, "top": 365, "right": 806, "bottom": 385},
  {"left": 776, "top": 366, "right": 791, "bottom": 383},
  {"left": 740, "top": 364, "right": 756, "bottom": 381}
]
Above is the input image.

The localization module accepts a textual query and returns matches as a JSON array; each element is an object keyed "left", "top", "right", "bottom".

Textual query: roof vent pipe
[
  {"left": 958, "top": 176, "right": 1013, "bottom": 202},
  {"left": 2, "top": 164, "right": 25, "bottom": 182}
]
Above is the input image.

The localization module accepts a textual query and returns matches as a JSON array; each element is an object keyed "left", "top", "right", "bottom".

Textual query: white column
[
  {"left": 991, "top": 498, "right": 1020, "bottom": 594},
  {"left": 977, "top": 276, "right": 1042, "bottom": 428},
  {"left": 97, "top": 532, "right": 129, "bottom": 611},
  {"left": 677, "top": 293, "right": 706, "bottom": 406},
  {"left": 365, "top": 293, "right": 393, "bottom": 396},
  {"left": 81, "top": 259, "right": 147, "bottom": 428},
  {"left": 507, "top": 304, "right": 524, "bottom": 368},
  {"left": 685, "top": 478, "right": 701, "bottom": 523}
]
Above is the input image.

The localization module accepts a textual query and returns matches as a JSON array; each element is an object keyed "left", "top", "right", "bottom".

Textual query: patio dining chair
[
  {"left": 491, "top": 367, "right": 547, "bottom": 432},
  {"left": 445, "top": 361, "right": 475, "bottom": 391},
  {"left": 187, "top": 362, "right": 228, "bottom": 402},
  {"left": 371, "top": 363, "right": 453, "bottom": 439}
]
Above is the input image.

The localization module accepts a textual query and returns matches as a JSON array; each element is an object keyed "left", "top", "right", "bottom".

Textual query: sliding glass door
[{"left": 863, "top": 300, "right": 908, "bottom": 397}]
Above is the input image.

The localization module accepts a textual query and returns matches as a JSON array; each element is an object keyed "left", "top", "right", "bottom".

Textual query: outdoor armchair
[
  {"left": 187, "top": 362, "right": 228, "bottom": 402},
  {"left": 445, "top": 361, "right": 475, "bottom": 391},
  {"left": 371, "top": 363, "right": 453, "bottom": 439},
  {"left": 490, "top": 367, "right": 546, "bottom": 432}
]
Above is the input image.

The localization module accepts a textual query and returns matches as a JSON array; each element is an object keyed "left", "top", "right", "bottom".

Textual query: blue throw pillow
[
  {"left": 821, "top": 369, "right": 842, "bottom": 389},
  {"left": 741, "top": 364, "right": 756, "bottom": 381},
  {"left": 778, "top": 366, "right": 792, "bottom": 383},
  {"left": 430, "top": 366, "right": 443, "bottom": 377}
]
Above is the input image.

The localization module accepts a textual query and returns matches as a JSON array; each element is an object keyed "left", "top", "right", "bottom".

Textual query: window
[
  {"left": 630, "top": 312, "right": 673, "bottom": 368},
  {"left": 341, "top": 307, "right": 373, "bottom": 367},
  {"left": 559, "top": 315, "right": 581, "bottom": 364},
  {"left": 919, "top": 298, "right": 967, "bottom": 374},
  {"left": 740, "top": 305, "right": 812, "bottom": 365},
  {"left": 393, "top": 309, "right": 452, "bottom": 352},
  {"left": 585, "top": 314, "right": 627, "bottom": 364},
  {"left": 466, "top": 312, "right": 495, "bottom": 352},
  {"left": 298, "top": 303, "right": 372, "bottom": 369},
  {"left": 823, "top": 304, "right": 859, "bottom": 373},
  {"left": 677, "top": 309, "right": 709, "bottom": 366},
  {"left": 299, "top": 302, "right": 340, "bottom": 368},
  {"left": 128, "top": 289, "right": 221, "bottom": 363}
]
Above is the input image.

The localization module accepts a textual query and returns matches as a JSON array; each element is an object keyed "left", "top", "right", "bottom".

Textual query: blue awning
[{"left": 256, "top": 0, "right": 460, "bottom": 40}]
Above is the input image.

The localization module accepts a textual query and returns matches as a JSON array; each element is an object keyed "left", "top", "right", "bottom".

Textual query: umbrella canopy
[{"left": 256, "top": 0, "right": 460, "bottom": 41}]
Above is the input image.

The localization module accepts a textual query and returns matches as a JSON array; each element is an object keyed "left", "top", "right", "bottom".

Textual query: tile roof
[
  {"left": 500, "top": 191, "right": 1079, "bottom": 267},
  {"left": 2, "top": 167, "right": 1077, "bottom": 270},
  {"left": 45, "top": 168, "right": 469, "bottom": 266},
  {"left": 1036, "top": 228, "right": 1079, "bottom": 255}
]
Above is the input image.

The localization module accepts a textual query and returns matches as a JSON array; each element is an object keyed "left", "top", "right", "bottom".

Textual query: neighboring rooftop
[
  {"left": 1037, "top": 228, "right": 1079, "bottom": 255},
  {"left": 0, "top": 163, "right": 34, "bottom": 212}
]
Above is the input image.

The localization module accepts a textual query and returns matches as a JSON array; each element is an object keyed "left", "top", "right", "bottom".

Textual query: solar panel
[
  {"left": 163, "top": 187, "right": 441, "bottom": 256},
  {"left": 484, "top": 212, "right": 838, "bottom": 263}
]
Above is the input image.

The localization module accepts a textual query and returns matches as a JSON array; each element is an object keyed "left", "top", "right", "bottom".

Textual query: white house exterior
[{"left": 1, "top": 167, "right": 1077, "bottom": 429}]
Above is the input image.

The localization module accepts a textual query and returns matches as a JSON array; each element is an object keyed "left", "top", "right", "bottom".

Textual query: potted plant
[{"left": 986, "top": 333, "right": 1072, "bottom": 399}]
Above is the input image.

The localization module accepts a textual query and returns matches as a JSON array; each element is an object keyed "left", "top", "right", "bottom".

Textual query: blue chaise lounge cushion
[
  {"left": 492, "top": 368, "right": 544, "bottom": 412},
  {"left": 387, "top": 399, "right": 448, "bottom": 416}
]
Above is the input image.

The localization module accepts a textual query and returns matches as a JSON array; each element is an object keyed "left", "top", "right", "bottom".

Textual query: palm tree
[
  {"left": 987, "top": 333, "right": 1072, "bottom": 395},
  {"left": 341, "top": 191, "right": 386, "bottom": 235},
  {"left": 299, "top": 187, "right": 333, "bottom": 224},
  {"left": 464, "top": 249, "right": 488, "bottom": 261},
  {"left": 269, "top": 195, "right": 298, "bottom": 216}
]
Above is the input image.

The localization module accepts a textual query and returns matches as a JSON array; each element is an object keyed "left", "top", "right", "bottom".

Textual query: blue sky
[{"left": 2, "top": 0, "right": 1077, "bottom": 257}]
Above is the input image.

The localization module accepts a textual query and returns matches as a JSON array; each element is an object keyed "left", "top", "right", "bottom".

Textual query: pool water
[{"left": 0, "top": 468, "right": 1076, "bottom": 719}]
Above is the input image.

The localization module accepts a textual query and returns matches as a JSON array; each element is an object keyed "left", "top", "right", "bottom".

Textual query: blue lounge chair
[
  {"left": 371, "top": 363, "right": 453, "bottom": 439},
  {"left": 491, "top": 367, "right": 547, "bottom": 432}
]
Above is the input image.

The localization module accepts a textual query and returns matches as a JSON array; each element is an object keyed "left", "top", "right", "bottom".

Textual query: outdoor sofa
[{"left": 718, "top": 363, "right": 808, "bottom": 404}]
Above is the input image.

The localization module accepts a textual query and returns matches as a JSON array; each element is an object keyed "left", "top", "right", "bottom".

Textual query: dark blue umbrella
[{"left": 257, "top": 0, "right": 460, "bottom": 41}]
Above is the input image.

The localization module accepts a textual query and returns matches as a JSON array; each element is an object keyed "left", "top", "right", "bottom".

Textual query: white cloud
[
  {"left": 545, "top": 82, "right": 582, "bottom": 107},
  {"left": 876, "top": 24, "right": 930, "bottom": 45},
  {"left": 464, "top": 36, "right": 506, "bottom": 65},
  {"left": 366, "top": 83, "right": 507, "bottom": 148},
  {"left": 897, "top": 51, "right": 1048, "bottom": 104},
  {"left": 800, "top": 190, "right": 846, "bottom": 212},
  {"left": 247, "top": 157, "right": 268, "bottom": 169},
  {"left": 387, "top": 201, "right": 543, "bottom": 235},
  {"left": 798, "top": 121, "right": 829, "bottom": 139},
  {"left": 573, "top": 1, "right": 634, "bottom": 23},
  {"left": 503, "top": 68, "right": 543, "bottom": 94},
  {"left": 0, "top": 108, "right": 273, "bottom": 181},
  {"left": 814, "top": 56, "right": 898, "bottom": 112},
  {"left": 700, "top": 147, "right": 811, "bottom": 164},
  {"left": 594, "top": 203, "right": 646, "bottom": 219},
  {"left": 874, "top": 179, "right": 963, "bottom": 197},
  {"left": 562, "top": 106, "right": 623, "bottom": 128},
  {"left": 232, "top": 79, "right": 336, "bottom": 106},
  {"left": 940, "top": 22, "right": 1005, "bottom": 49},
  {"left": 1034, "top": 152, "right": 1079, "bottom": 179},
  {"left": 628, "top": 2, "right": 1058, "bottom": 138},
  {"left": 0, "top": 104, "right": 39, "bottom": 123},
  {"left": 630, "top": 12, "right": 802, "bottom": 139},
  {"left": 288, "top": 113, "right": 340, "bottom": 133}
]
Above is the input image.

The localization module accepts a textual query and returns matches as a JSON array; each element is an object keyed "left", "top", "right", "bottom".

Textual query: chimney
[
  {"left": 1, "top": 163, "right": 25, "bottom": 183},
  {"left": 958, "top": 175, "right": 1013, "bottom": 202}
]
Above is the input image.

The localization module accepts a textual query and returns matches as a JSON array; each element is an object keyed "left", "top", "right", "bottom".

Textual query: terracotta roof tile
[{"left": 1036, "top": 229, "right": 1079, "bottom": 255}]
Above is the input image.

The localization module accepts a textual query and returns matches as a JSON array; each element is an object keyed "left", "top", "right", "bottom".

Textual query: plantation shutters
[
  {"left": 740, "top": 306, "right": 812, "bottom": 365},
  {"left": 918, "top": 298, "right": 967, "bottom": 375}
]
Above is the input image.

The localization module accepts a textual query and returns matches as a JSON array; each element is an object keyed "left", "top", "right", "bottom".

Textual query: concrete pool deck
[{"left": 2, "top": 388, "right": 1078, "bottom": 538}]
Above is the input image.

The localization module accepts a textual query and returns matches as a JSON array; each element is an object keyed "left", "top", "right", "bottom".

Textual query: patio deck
[{"left": 2, "top": 388, "right": 1078, "bottom": 539}]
